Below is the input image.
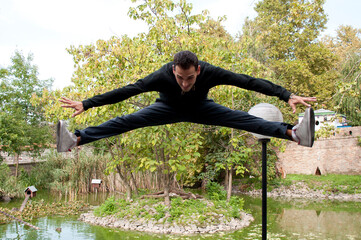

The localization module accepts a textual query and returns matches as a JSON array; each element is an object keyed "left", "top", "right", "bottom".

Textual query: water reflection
[
  {"left": 278, "top": 209, "right": 361, "bottom": 238},
  {"left": 1, "top": 193, "right": 361, "bottom": 239},
  {"left": 240, "top": 196, "right": 361, "bottom": 240}
]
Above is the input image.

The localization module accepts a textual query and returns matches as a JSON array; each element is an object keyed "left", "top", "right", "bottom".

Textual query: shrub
[
  {"left": 94, "top": 196, "right": 119, "bottom": 216},
  {"left": 154, "top": 204, "right": 167, "bottom": 220},
  {"left": 0, "top": 163, "right": 27, "bottom": 198},
  {"left": 206, "top": 182, "right": 227, "bottom": 201}
]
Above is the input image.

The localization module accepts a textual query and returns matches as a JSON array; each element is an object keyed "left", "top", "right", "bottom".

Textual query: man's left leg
[
  {"left": 189, "top": 99, "right": 293, "bottom": 140},
  {"left": 57, "top": 100, "right": 184, "bottom": 152}
]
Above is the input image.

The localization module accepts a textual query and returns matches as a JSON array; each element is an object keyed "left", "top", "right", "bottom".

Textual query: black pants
[{"left": 75, "top": 99, "right": 293, "bottom": 145}]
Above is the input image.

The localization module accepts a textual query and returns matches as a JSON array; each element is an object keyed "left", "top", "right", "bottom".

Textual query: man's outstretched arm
[{"left": 209, "top": 65, "right": 317, "bottom": 113}]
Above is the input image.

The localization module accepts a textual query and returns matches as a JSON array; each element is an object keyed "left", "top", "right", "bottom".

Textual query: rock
[
  {"left": 2, "top": 196, "right": 11, "bottom": 202},
  {"left": 79, "top": 210, "right": 254, "bottom": 235}
]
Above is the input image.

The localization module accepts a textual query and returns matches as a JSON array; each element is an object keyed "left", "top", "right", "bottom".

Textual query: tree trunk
[
  {"left": 130, "top": 171, "right": 139, "bottom": 195},
  {"left": 116, "top": 166, "right": 132, "bottom": 201},
  {"left": 227, "top": 100, "right": 235, "bottom": 202},
  {"left": 201, "top": 178, "right": 208, "bottom": 190},
  {"left": 161, "top": 148, "right": 171, "bottom": 206},
  {"left": 157, "top": 144, "right": 171, "bottom": 206},
  {"left": 227, "top": 166, "right": 233, "bottom": 201},
  {"left": 106, "top": 139, "right": 133, "bottom": 201},
  {"left": 224, "top": 167, "right": 229, "bottom": 190},
  {"left": 164, "top": 184, "right": 170, "bottom": 206}
]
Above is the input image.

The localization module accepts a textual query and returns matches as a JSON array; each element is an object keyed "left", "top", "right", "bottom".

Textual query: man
[{"left": 57, "top": 50, "right": 316, "bottom": 152}]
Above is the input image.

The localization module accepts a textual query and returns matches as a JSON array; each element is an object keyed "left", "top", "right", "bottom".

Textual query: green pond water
[{"left": 1, "top": 192, "right": 361, "bottom": 240}]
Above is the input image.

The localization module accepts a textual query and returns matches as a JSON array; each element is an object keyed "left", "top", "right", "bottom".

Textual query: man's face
[{"left": 173, "top": 65, "right": 201, "bottom": 92}]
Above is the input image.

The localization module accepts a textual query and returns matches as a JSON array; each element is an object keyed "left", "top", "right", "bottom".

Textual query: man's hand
[
  {"left": 288, "top": 95, "right": 317, "bottom": 114},
  {"left": 59, "top": 97, "right": 85, "bottom": 118}
]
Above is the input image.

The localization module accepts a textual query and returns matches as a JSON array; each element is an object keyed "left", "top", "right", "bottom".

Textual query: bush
[
  {"left": 229, "top": 196, "right": 244, "bottom": 219},
  {"left": 205, "top": 182, "right": 227, "bottom": 201},
  {"left": 94, "top": 196, "right": 119, "bottom": 216},
  {"left": 154, "top": 204, "right": 167, "bottom": 220},
  {"left": 26, "top": 150, "right": 110, "bottom": 195},
  {"left": 0, "top": 163, "right": 27, "bottom": 198}
]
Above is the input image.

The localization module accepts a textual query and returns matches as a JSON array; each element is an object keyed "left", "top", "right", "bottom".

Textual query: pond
[{"left": 1, "top": 192, "right": 361, "bottom": 240}]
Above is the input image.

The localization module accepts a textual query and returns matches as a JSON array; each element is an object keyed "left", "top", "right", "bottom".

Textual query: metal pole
[{"left": 260, "top": 139, "right": 270, "bottom": 240}]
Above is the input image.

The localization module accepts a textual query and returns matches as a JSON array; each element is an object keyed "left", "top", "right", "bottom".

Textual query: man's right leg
[{"left": 75, "top": 101, "right": 182, "bottom": 146}]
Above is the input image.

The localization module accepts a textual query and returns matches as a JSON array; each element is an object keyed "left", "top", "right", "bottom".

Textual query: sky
[{"left": 1, "top": 0, "right": 360, "bottom": 90}]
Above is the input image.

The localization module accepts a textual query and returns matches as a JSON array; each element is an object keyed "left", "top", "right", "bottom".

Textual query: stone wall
[
  {"left": 1, "top": 150, "right": 50, "bottom": 165},
  {"left": 277, "top": 126, "right": 361, "bottom": 175}
]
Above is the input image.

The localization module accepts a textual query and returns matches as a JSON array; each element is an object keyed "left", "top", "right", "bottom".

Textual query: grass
[
  {"left": 238, "top": 174, "right": 361, "bottom": 195},
  {"left": 274, "top": 174, "right": 361, "bottom": 194},
  {"left": 94, "top": 195, "right": 245, "bottom": 227},
  {"left": 94, "top": 183, "right": 245, "bottom": 227}
]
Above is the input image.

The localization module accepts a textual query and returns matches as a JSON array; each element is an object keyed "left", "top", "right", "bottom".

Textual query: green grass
[
  {"left": 274, "top": 174, "right": 361, "bottom": 194},
  {"left": 94, "top": 194, "right": 245, "bottom": 227}
]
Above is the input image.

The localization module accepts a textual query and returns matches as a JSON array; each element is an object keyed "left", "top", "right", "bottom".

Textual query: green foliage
[
  {"left": 273, "top": 174, "right": 361, "bottom": 194},
  {"left": 0, "top": 163, "right": 26, "bottom": 198},
  {"left": 154, "top": 203, "right": 167, "bottom": 220},
  {"left": 33, "top": 0, "right": 251, "bottom": 197},
  {"left": 32, "top": 0, "right": 355, "bottom": 197},
  {"left": 323, "top": 25, "right": 361, "bottom": 125},
  {"left": 206, "top": 182, "right": 227, "bottom": 201},
  {"left": 315, "top": 124, "right": 339, "bottom": 139},
  {"left": 334, "top": 53, "right": 361, "bottom": 125},
  {"left": 0, "top": 50, "right": 53, "bottom": 155},
  {"left": 198, "top": 127, "right": 253, "bottom": 187},
  {"left": 0, "top": 200, "right": 87, "bottom": 224},
  {"left": 20, "top": 150, "right": 110, "bottom": 195},
  {"left": 94, "top": 196, "right": 123, "bottom": 216},
  {"left": 94, "top": 194, "right": 245, "bottom": 226},
  {"left": 228, "top": 196, "right": 245, "bottom": 218},
  {"left": 241, "top": 0, "right": 338, "bottom": 116}
]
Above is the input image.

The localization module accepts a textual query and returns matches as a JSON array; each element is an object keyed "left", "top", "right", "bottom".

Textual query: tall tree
[
  {"left": 34, "top": 0, "right": 255, "bottom": 201},
  {"left": 241, "top": 0, "right": 338, "bottom": 115},
  {"left": 323, "top": 26, "right": 361, "bottom": 125},
  {"left": 0, "top": 51, "right": 53, "bottom": 175}
]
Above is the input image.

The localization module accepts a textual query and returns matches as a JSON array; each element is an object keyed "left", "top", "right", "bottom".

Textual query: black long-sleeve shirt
[{"left": 82, "top": 61, "right": 291, "bottom": 110}]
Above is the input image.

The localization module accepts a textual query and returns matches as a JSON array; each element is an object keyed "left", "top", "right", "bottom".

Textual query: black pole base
[{"left": 259, "top": 139, "right": 270, "bottom": 240}]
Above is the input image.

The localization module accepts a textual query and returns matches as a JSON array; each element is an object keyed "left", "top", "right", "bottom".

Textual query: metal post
[
  {"left": 248, "top": 103, "right": 283, "bottom": 240},
  {"left": 260, "top": 139, "right": 270, "bottom": 240}
]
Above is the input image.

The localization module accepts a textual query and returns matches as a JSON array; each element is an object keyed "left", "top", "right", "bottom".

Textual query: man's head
[{"left": 173, "top": 51, "right": 200, "bottom": 93}]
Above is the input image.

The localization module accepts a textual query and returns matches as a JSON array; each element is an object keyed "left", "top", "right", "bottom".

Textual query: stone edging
[{"left": 79, "top": 211, "right": 254, "bottom": 235}]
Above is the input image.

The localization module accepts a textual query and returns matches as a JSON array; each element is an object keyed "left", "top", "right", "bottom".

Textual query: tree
[
  {"left": 34, "top": 0, "right": 250, "bottom": 201},
  {"left": 241, "top": 0, "right": 338, "bottom": 116},
  {"left": 0, "top": 50, "right": 53, "bottom": 176},
  {"left": 37, "top": 0, "right": 320, "bottom": 202},
  {"left": 323, "top": 26, "right": 361, "bottom": 125}
]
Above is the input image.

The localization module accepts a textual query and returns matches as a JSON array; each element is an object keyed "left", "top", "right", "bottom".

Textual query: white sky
[{"left": 1, "top": 0, "right": 360, "bottom": 90}]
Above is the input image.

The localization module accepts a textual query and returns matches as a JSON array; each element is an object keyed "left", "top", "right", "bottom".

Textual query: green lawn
[{"left": 275, "top": 174, "right": 361, "bottom": 194}]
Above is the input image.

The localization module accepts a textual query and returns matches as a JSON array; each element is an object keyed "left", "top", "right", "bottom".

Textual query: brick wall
[{"left": 277, "top": 127, "right": 361, "bottom": 175}]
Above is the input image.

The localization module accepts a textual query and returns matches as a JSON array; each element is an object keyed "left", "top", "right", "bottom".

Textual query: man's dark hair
[{"left": 173, "top": 51, "right": 198, "bottom": 70}]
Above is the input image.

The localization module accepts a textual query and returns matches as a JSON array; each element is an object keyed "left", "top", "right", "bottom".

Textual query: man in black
[{"left": 57, "top": 51, "right": 316, "bottom": 152}]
